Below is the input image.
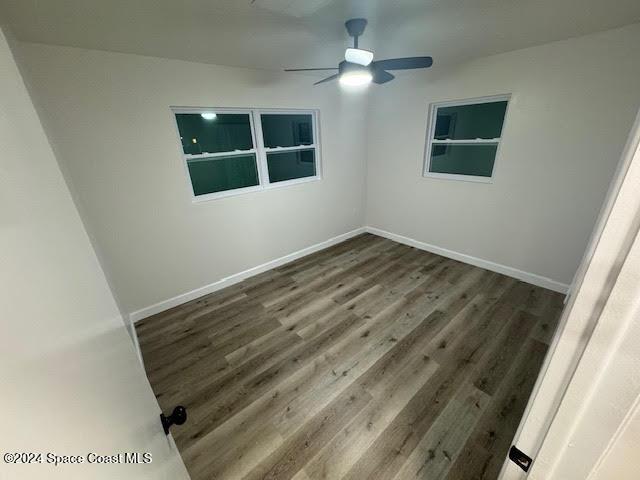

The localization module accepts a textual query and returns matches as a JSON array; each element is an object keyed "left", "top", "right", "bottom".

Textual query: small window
[
  {"left": 423, "top": 95, "right": 509, "bottom": 182},
  {"left": 173, "top": 108, "right": 321, "bottom": 201}
]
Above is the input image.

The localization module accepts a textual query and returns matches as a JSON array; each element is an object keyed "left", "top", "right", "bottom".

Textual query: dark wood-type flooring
[{"left": 136, "top": 234, "right": 564, "bottom": 480}]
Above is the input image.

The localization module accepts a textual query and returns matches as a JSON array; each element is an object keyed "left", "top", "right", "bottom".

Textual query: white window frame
[
  {"left": 255, "top": 108, "right": 322, "bottom": 190},
  {"left": 422, "top": 94, "right": 511, "bottom": 184},
  {"left": 171, "top": 107, "right": 321, "bottom": 202}
]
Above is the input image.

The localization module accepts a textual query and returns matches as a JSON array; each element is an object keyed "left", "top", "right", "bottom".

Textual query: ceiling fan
[{"left": 285, "top": 18, "right": 433, "bottom": 86}]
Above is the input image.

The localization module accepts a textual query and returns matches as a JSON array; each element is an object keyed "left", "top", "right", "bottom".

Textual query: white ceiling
[{"left": 1, "top": 0, "right": 639, "bottom": 73}]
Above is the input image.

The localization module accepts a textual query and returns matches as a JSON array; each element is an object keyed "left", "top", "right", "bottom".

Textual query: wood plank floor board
[
  {"left": 152, "top": 349, "right": 230, "bottom": 403},
  {"left": 392, "top": 381, "right": 490, "bottom": 480},
  {"left": 268, "top": 298, "right": 431, "bottom": 437},
  {"left": 531, "top": 293, "right": 564, "bottom": 345},
  {"left": 173, "top": 331, "right": 303, "bottom": 423},
  {"left": 182, "top": 354, "right": 362, "bottom": 479},
  {"left": 472, "top": 310, "right": 539, "bottom": 396},
  {"left": 243, "top": 381, "right": 373, "bottom": 480},
  {"left": 339, "top": 285, "right": 522, "bottom": 480},
  {"left": 273, "top": 268, "right": 495, "bottom": 438},
  {"left": 137, "top": 233, "right": 564, "bottom": 480},
  {"left": 178, "top": 312, "right": 368, "bottom": 449},
  {"left": 444, "top": 338, "right": 549, "bottom": 480},
  {"left": 137, "top": 292, "right": 251, "bottom": 347},
  {"left": 303, "top": 353, "right": 440, "bottom": 480},
  {"left": 143, "top": 298, "right": 266, "bottom": 355}
]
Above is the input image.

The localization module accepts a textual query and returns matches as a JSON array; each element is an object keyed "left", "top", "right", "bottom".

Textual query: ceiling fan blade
[
  {"left": 372, "top": 56, "right": 433, "bottom": 71},
  {"left": 314, "top": 74, "right": 339, "bottom": 85},
  {"left": 284, "top": 67, "right": 338, "bottom": 72},
  {"left": 372, "top": 69, "right": 395, "bottom": 84}
]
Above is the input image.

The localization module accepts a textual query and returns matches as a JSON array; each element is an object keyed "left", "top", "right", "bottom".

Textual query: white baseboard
[
  {"left": 130, "top": 224, "right": 568, "bottom": 323},
  {"left": 129, "top": 227, "right": 366, "bottom": 323},
  {"left": 365, "top": 226, "right": 569, "bottom": 294}
]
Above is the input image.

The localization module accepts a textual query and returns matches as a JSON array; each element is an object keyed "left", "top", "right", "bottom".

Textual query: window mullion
[{"left": 252, "top": 110, "right": 270, "bottom": 187}]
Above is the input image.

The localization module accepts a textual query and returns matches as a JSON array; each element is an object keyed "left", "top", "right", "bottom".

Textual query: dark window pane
[
  {"left": 261, "top": 114, "right": 314, "bottom": 148},
  {"left": 429, "top": 144, "right": 497, "bottom": 177},
  {"left": 434, "top": 101, "right": 507, "bottom": 140},
  {"left": 187, "top": 154, "right": 259, "bottom": 196},
  {"left": 175, "top": 113, "right": 253, "bottom": 155},
  {"left": 267, "top": 149, "right": 316, "bottom": 183}
]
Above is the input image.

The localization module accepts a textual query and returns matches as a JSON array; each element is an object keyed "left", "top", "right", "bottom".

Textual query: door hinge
[{"left": 509, "top": 445, "right": 533, "bottom": 472}]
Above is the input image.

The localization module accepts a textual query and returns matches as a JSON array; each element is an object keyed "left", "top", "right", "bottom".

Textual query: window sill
[
  {"left": 431, "top": 139, "right": 500, "bottom": 145},
  {"left": 263, "top": 175, "right": 321, "bottom": 190},
  {"left": 422, "top": 172, "right": 493, "bottom": 184},
  {"left": 191, "top": 176, "right": 321, "bottom": 203}
]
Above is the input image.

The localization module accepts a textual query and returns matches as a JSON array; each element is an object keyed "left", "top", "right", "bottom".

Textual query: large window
[
  {"left": 173, "top": 108, "right": 320, "bottom": 200},
  {"left": 423, "top": 95, "right": 509, "bottom": 182}
]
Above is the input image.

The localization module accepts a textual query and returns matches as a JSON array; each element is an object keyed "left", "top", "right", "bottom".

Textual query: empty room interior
[{"left": 3, "top": 1, "right": 640, "bottom": 479}]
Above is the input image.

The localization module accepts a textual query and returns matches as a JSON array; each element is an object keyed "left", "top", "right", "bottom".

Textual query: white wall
[
  {"left": 365, "top": 24, "right": 640, "bottom": 288},
  {"left": 17, "top": 43, "right": 368, "bottom": 316},
  {"left": 0, "top": 27, "right": 188, "bottom": 479}
]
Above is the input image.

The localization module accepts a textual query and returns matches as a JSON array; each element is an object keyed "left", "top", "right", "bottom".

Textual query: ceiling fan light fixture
[
  {"left": 284, "top": 17, "right": 433, "bottom": 87},
  {"left": 339, "top": 69, "right": 372, "bottom": 87},
  {"left": 345, "top": 48, "right": 373, "bottom": 66}
]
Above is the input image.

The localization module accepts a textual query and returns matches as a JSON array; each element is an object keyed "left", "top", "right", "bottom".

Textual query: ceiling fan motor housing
[{"left": 338, "top": 60, "right": 371, "bottom": 75}]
